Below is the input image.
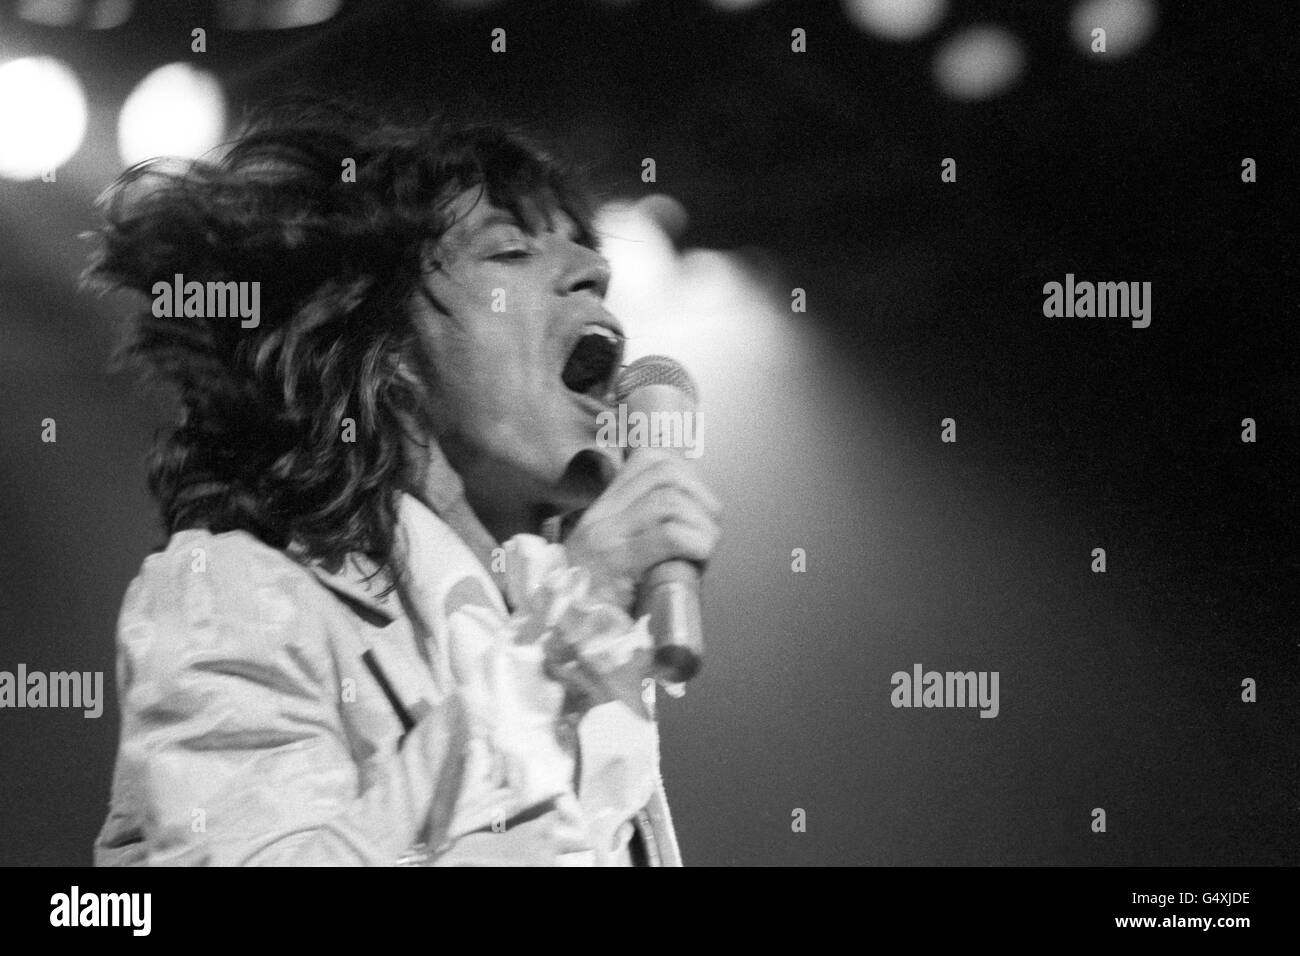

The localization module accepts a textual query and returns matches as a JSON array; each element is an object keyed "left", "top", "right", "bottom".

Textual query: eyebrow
[
  {"left": 477, "top": 210, "right": 528, "bottom": 232},
  {"left": 473, "top": 207, "right": 594, "bottom": 248}
]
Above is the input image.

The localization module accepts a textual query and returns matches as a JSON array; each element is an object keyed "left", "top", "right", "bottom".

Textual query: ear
[
  {"left": 418, "top": 237, "right": 443, "bottom": 274},
  {"left": 412, "top": 240, "right": 457, "bottom": 324}
]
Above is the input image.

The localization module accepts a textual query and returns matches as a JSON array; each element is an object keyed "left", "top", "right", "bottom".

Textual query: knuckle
[
  {"left": 664, "top": 523, "right": 699, "bottom": 554},
  {"left": 649, "top": 486, "right": 686, "bottom": 519}
]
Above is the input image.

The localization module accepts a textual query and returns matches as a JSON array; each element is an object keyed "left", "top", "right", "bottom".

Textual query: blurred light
[
  {"left": 1071, "top": 0, "right": 1157, "bottom": 58},
  {"left": 16, "top": 0, "right": 81, "bottom": 27},
  {"left": 706, "top": 0, "right": 773, "bottom": 12},
  {"left": 0, "top": 57, "right": 88, "bottom": 180},
  {"left": 15, "top": 0, "right": 132, "bottom": 27},
  {"left": 842, "top": 0, "right": 948, "bottom": 42},
  {"left": 636, "top": 193, "right": 689, "bottom": 242},
  {"left": 932, "top": 26, "right": 1026, "bottom": 102},
  {"left": 88, "top": 0, "right": 134, "bottom": 29},
  {"left": 597, "top": 197, "right": 803, "bottom": 395},
  {"left": 118, "top": 64, "right": 227, "bottom": 166},
  {"left": 218, "top": 0, "right": 342, "bottom": 29}
]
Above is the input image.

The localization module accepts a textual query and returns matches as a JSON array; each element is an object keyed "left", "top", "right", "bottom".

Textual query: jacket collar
[
  {"left": 290, "top": 484, "right": 505, "bottom": 624},
  {"left": 296, "top": 548, "right": 401, "bottom": 624}
]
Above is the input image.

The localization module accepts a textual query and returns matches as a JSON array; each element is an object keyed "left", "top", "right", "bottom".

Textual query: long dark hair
[{"left": 83, "top": 95, "right": 598, "bottom": 576}]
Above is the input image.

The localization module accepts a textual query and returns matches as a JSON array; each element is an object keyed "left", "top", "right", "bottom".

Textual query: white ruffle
[{"left": 398, "top": 497, "right": 662, "bottom": 863}]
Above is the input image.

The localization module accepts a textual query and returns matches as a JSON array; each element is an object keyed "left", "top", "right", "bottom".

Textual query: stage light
[
  {"left": 217, "top": 0, "right": 342, "bottom": 30},
  {"left": 932, "top": 26, "right": 1026, "bottom": 102},
  {"left": 597, "top": 197, "right": 804, "bottom": 395},
  {"left": 1071, "top": 0, "right": 1157, "bottom": 58},
  {"left": 0, "top": 57, "right": 88, "bottom": 181},
  {"left": 117, "top": 64, "right": 227, "bottom": 167},
  {"left": 88, "top": 0, "right": 133, "bottom": 29},
  {"left": 16, "top": 0, "right": 133, "bottom": 28},
  {"left": 16, "top": 0, "right": 81, "bottom": 27},
  {"left": 842, "top": 0, "right": 948, "bottom": 42}
]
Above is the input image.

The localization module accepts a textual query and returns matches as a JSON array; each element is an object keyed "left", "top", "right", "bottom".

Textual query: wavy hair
[{"left": 83, "top": 95, "right": 598, "bottom": 578}]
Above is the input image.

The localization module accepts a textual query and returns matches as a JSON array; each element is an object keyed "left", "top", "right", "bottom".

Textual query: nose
[{"left": 563, "top": 243, "right": 611, "bottom": 299}]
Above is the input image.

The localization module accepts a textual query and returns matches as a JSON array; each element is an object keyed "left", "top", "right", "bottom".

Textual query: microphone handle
[{"left": 637, "top": 558, "right": 703, "bottom": 682}]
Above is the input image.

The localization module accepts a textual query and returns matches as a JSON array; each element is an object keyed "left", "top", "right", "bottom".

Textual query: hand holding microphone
[{"left": 562, "top": 356, "right": 719, "bottom": 682}]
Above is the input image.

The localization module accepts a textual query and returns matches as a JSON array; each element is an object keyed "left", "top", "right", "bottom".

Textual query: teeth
[{"left": 578, "top": 323, "right": 621, "bottom": 345}]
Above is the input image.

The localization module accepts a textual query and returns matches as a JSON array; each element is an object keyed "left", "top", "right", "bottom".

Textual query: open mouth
[{"left": 561, "top": 324, "right": 624, "bottom": 403}]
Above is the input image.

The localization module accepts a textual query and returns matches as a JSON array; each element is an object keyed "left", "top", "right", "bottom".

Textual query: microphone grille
[{"left": 615, "top": 355, "right": 698, "bottom": 404}]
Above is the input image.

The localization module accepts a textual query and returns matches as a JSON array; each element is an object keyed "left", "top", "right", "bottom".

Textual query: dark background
[{"left": 0, "top": 0, "right": 1295, "bottom": 865}]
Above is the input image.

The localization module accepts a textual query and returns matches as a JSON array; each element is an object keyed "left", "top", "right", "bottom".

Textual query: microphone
[{"left": 615, "top": 356, "right": 704, "bottom": 683}]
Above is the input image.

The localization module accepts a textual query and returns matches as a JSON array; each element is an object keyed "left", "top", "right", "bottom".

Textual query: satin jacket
[{"left": 94, "top": 492, "right": 682, "bottom": 866}]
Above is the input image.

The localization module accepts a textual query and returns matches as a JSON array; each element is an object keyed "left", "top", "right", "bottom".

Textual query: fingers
[
  {"left": 591, "top": 452, "right": 722, "bottom": 522},
  {"left": 589, "top": 485, "right": 722, "bottom": 571},
  {"left": 562, "top": 449, "right": 723, "bottom": 608},
  {"left": 626, "top": 453, "right": 723, "bottom": 515},
  {"left": 634, "top": 487, "right": 719, "bottom": 547},
  {"left": 632, "top": 520, "right": 719, "bottom": 568}
]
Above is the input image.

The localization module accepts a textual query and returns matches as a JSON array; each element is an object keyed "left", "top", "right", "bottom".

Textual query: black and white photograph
[{"left": 0, "top": 0, "right": 1293, "bottom": 932}]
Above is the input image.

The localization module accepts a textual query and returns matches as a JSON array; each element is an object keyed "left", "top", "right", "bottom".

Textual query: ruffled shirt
[
  {"left": 394, "top": 492, "right": 664, "bottom": 865},
  {"left": 93, "top": 492, "right": 680, "bottom": 866}
]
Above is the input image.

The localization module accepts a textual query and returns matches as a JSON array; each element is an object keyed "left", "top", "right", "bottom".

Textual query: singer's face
[{"left": 409, "top": 187, "right": 625, "bottom": 525}]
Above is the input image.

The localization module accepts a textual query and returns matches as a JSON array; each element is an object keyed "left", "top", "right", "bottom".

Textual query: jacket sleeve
[{"left": 100, "top": 533, "right": 469, "bottom": 866}]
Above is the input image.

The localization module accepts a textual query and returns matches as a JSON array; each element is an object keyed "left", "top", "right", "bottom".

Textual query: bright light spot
[
  {"left": 0, "top": 57, "right": 88, "bottom": 180},
  {"left": 218, "top": 0, "right": 342, "bottom": 29},
  {"left": 597, "top": 197, "right": 804, "bottom": 402},
  {"left": 1071, "top": 0, "right": 1157, "bottom": 58},
  {"left": 118, "top": 64, "right": 227, "bottom": 167},
  {"left": 635, "top": 193, "right": 690, "bottom": 242},
  {"left": 842, "top": 0, "right": 948, "bottom": 41},
  {"left": 932, "top": 26, "right": 1026, "bottom": 102},
  {"left": 16, "top": 0, "right": 81, "bottom": 27},
  {"left": 16, "top": 0, "right": 133, "bottom": 27}
]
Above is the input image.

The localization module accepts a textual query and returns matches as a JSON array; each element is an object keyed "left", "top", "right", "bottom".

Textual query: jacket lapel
[
  {"left": 297, "top": 549, "right": 448, "bottom": 726},
  {"left": 299, "top": 552, "right": 399, "bottom": 625}
]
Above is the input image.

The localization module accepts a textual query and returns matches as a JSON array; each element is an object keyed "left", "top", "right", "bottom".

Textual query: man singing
[{"left": 85, "top": 99, "right": 722, "bottom": 866}]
